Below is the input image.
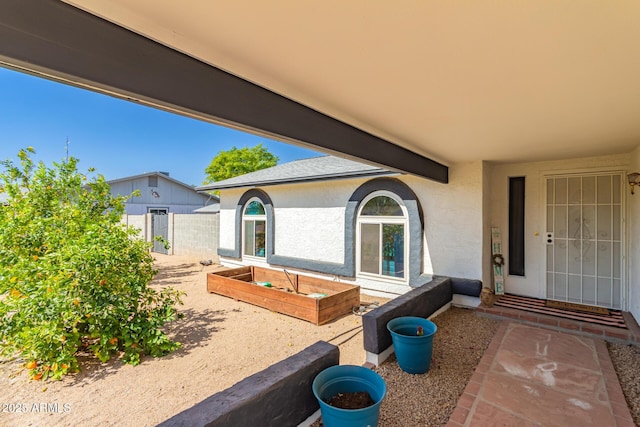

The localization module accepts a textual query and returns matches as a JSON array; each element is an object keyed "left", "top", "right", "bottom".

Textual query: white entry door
[{"left": 545, "top": 173, "right": 623, "bottom": 309}]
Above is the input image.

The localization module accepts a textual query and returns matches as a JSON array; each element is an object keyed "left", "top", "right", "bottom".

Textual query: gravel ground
[
  {"left": 311, "top": 307, "right": 500, "bottom": 427},
  {"left": 312, "top": 307, "right": 640, "bottom": 427},
  {"left": 608, "top": 342, "right": 640, "bottom": 426}
]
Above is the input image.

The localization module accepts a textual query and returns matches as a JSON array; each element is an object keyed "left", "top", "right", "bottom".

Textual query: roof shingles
[{"left": 196, "top": 155, "right": 396, "bottom": 191}]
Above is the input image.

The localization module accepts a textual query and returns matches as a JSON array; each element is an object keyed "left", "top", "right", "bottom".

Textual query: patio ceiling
[{"left": 5, "top": 1, "right": 640, "bottom": 170}]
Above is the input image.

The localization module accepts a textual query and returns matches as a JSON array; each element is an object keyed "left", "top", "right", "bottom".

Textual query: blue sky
[{"left": 0, "top": 67, "right": 320, "bottom": 186}]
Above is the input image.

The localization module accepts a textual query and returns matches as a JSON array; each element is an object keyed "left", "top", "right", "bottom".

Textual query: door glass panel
[
  {"left": 555, "top": 206, "right": 567, "bottom": 238},
  {"left": 597, "top": 277, "right": 612, "bottom": 307},
  {"left": 546, "top": 179, "right": 553, "bottom": 204},
  {"left": 597, "top": 242, "right": 611, "bottom": 277},
  {"left": 613, "top": 242, "right": 621, "bottom": 278},
  {"left": 568, "top": 240, "right": 581, "bottom": 275},
  {"left": 597, "top": 205, "right": 611, "bottom": 241},
  {"left": 582, "top": 176, "right": 596, "bottom": 204},
  {"left": 554, "top": 239, "right": 567, "bottom": 273},
  {"left": 554, "top": 273, "right": 567, "bottom": 299},
  {"left": 597, "top": 175, "right": 611, "bottom": 203},
  {"left": 582, "top": 276, "right": 596, "bottom": 305},
  {"left": 582, "top": 206, "right": 595, "bottom": 240},
  {"left": 568, "top": 206, "right": 581, "bottom": 239},
  {"left": 613, "top": 205, "right": 621, "bottom": 241},
  {"left": 554, "top": 178, "right": 567, "bottom": 204},
  {"left": 360, "top": 223, "right": 380, "bottom": 274},
  {"left": 568, "top": 177, "right": 581, "bottom": 204},
  {"left": 613, "top": 175, "right": 621, "bottom": 204},
  {"left": 568, "top": 274, "right": 581, "bottom": 302},
  {"left": 582, "top": 241, "right": 596, "bottom": 276}
]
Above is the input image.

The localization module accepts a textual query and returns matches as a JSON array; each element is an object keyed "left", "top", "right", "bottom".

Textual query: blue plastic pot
[
  {"left": 312, "top": 365, "right": 386, "bottom": 427},
  {"left": 387, "top": 316, "right": 437, "bottom": 374}
]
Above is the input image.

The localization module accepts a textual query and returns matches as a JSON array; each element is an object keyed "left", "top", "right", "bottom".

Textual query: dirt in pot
[{"left": 325, "top": 391, "right": 374, "bottom": 409}]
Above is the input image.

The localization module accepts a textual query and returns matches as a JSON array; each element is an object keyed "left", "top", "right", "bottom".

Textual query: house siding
[{"left": 109, "top": 174, "right": 211, "bottom": 214}]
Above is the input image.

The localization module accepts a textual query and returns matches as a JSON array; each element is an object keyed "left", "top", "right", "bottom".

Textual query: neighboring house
[
  {"left": 199, "top": 153, "right": 634, "bottom": 317},
  {"left": 108, "top": 172, "right": 217, "bottom": 215}
]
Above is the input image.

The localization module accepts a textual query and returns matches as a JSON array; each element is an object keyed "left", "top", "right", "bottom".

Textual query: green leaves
[
  {"left": 0, "top": 148, "right": 184, "bottom": 381},
  {"left": 203, "top": 143, "right": 278, "bottom": 185}
]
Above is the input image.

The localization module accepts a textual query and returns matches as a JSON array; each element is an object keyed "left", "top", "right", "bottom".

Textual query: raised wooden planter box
[{"left": 207, "top": 266, "right": 360, "bottom": 325}]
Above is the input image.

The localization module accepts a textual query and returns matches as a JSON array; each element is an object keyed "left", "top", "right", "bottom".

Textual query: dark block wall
[
  {"left": 362, "top": 277, "right": 453, "bottom": 354},
  {"left": 157, "top": 341, "right": 339, "bottom": 427},
  {"left": 448, "top": 277, "right": 482, "bottom": 297}
]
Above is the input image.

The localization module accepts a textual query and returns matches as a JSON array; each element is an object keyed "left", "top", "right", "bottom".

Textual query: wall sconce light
[{"left": 628, "top": 172, "right": 640, "bottom": 195}]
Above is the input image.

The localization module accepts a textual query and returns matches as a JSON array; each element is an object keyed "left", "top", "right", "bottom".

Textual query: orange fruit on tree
[{"left": 26, "top": 361, "right": 37, "bottom": 370}]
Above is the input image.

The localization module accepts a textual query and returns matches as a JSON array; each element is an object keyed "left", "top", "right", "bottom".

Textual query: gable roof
[
  {"left": 196, "top": 156, "right": 398, "bottom": 191},
  {"left": 108, "top": 171, "right": 219, "bottom": 202}
]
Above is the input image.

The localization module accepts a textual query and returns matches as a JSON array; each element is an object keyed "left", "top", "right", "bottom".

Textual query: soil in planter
[{"left": 325, "top": 391, "right": 375, "bottom": 409}]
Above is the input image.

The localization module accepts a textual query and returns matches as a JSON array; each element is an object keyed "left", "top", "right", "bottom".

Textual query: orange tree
[{"left": 0, "top": 148, "right": 183, "bottom": 380}]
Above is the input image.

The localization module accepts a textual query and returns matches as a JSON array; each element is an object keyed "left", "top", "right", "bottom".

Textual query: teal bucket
[
  {"left": 312, "top": 365, "right": 386, "bottom": 427},
  {"left": 387, "top": 316, "right": 437, "bottom": 374}
]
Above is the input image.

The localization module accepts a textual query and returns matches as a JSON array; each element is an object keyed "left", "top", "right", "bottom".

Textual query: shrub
[{"left": 0, "top": 148, "right": 184, "bottom": 380}]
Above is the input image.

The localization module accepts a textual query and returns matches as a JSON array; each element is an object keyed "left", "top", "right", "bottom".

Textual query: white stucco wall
[
  {"left": 489, "top": 153, "right": 631, "bottom": 305},
  {"left": 218, "top": 188, "right": 243, "bottom": 250},
  {"left": 217, "top": 164, "right": 487, "bottom": 296},
  {"left": 404, "top": 161, "right": 485, "bottom": 280},
  {"left": 270, "top": 182, "right": 353, "bottom": 263}
]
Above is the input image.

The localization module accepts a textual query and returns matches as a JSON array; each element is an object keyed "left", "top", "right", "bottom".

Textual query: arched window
[
  {"left": 356, "top": 191, "right": 408, "bottom": 281},
  {"left": 243, "top": 198, "right": 266, "bottom": 258}
]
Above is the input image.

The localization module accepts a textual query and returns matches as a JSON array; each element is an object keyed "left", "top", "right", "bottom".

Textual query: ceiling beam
[{"left": 0, "top": 0, "right": 448, "bottom": 183}]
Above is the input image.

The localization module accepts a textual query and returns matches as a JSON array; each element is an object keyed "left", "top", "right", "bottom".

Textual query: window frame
[
  {"left": 148, "top": 207, "right": 168, "bottom": 215},
  {"left": 242, "top": 197, "right": 267, "bottom": 259},
  {"left": 356, "top": 191, "right": 409, "bottom": 283}
]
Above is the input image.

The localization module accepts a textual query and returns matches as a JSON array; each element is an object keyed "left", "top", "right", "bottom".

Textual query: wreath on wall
[{"left": 493, "top": 254, "right": 505, "bottom": 266}]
